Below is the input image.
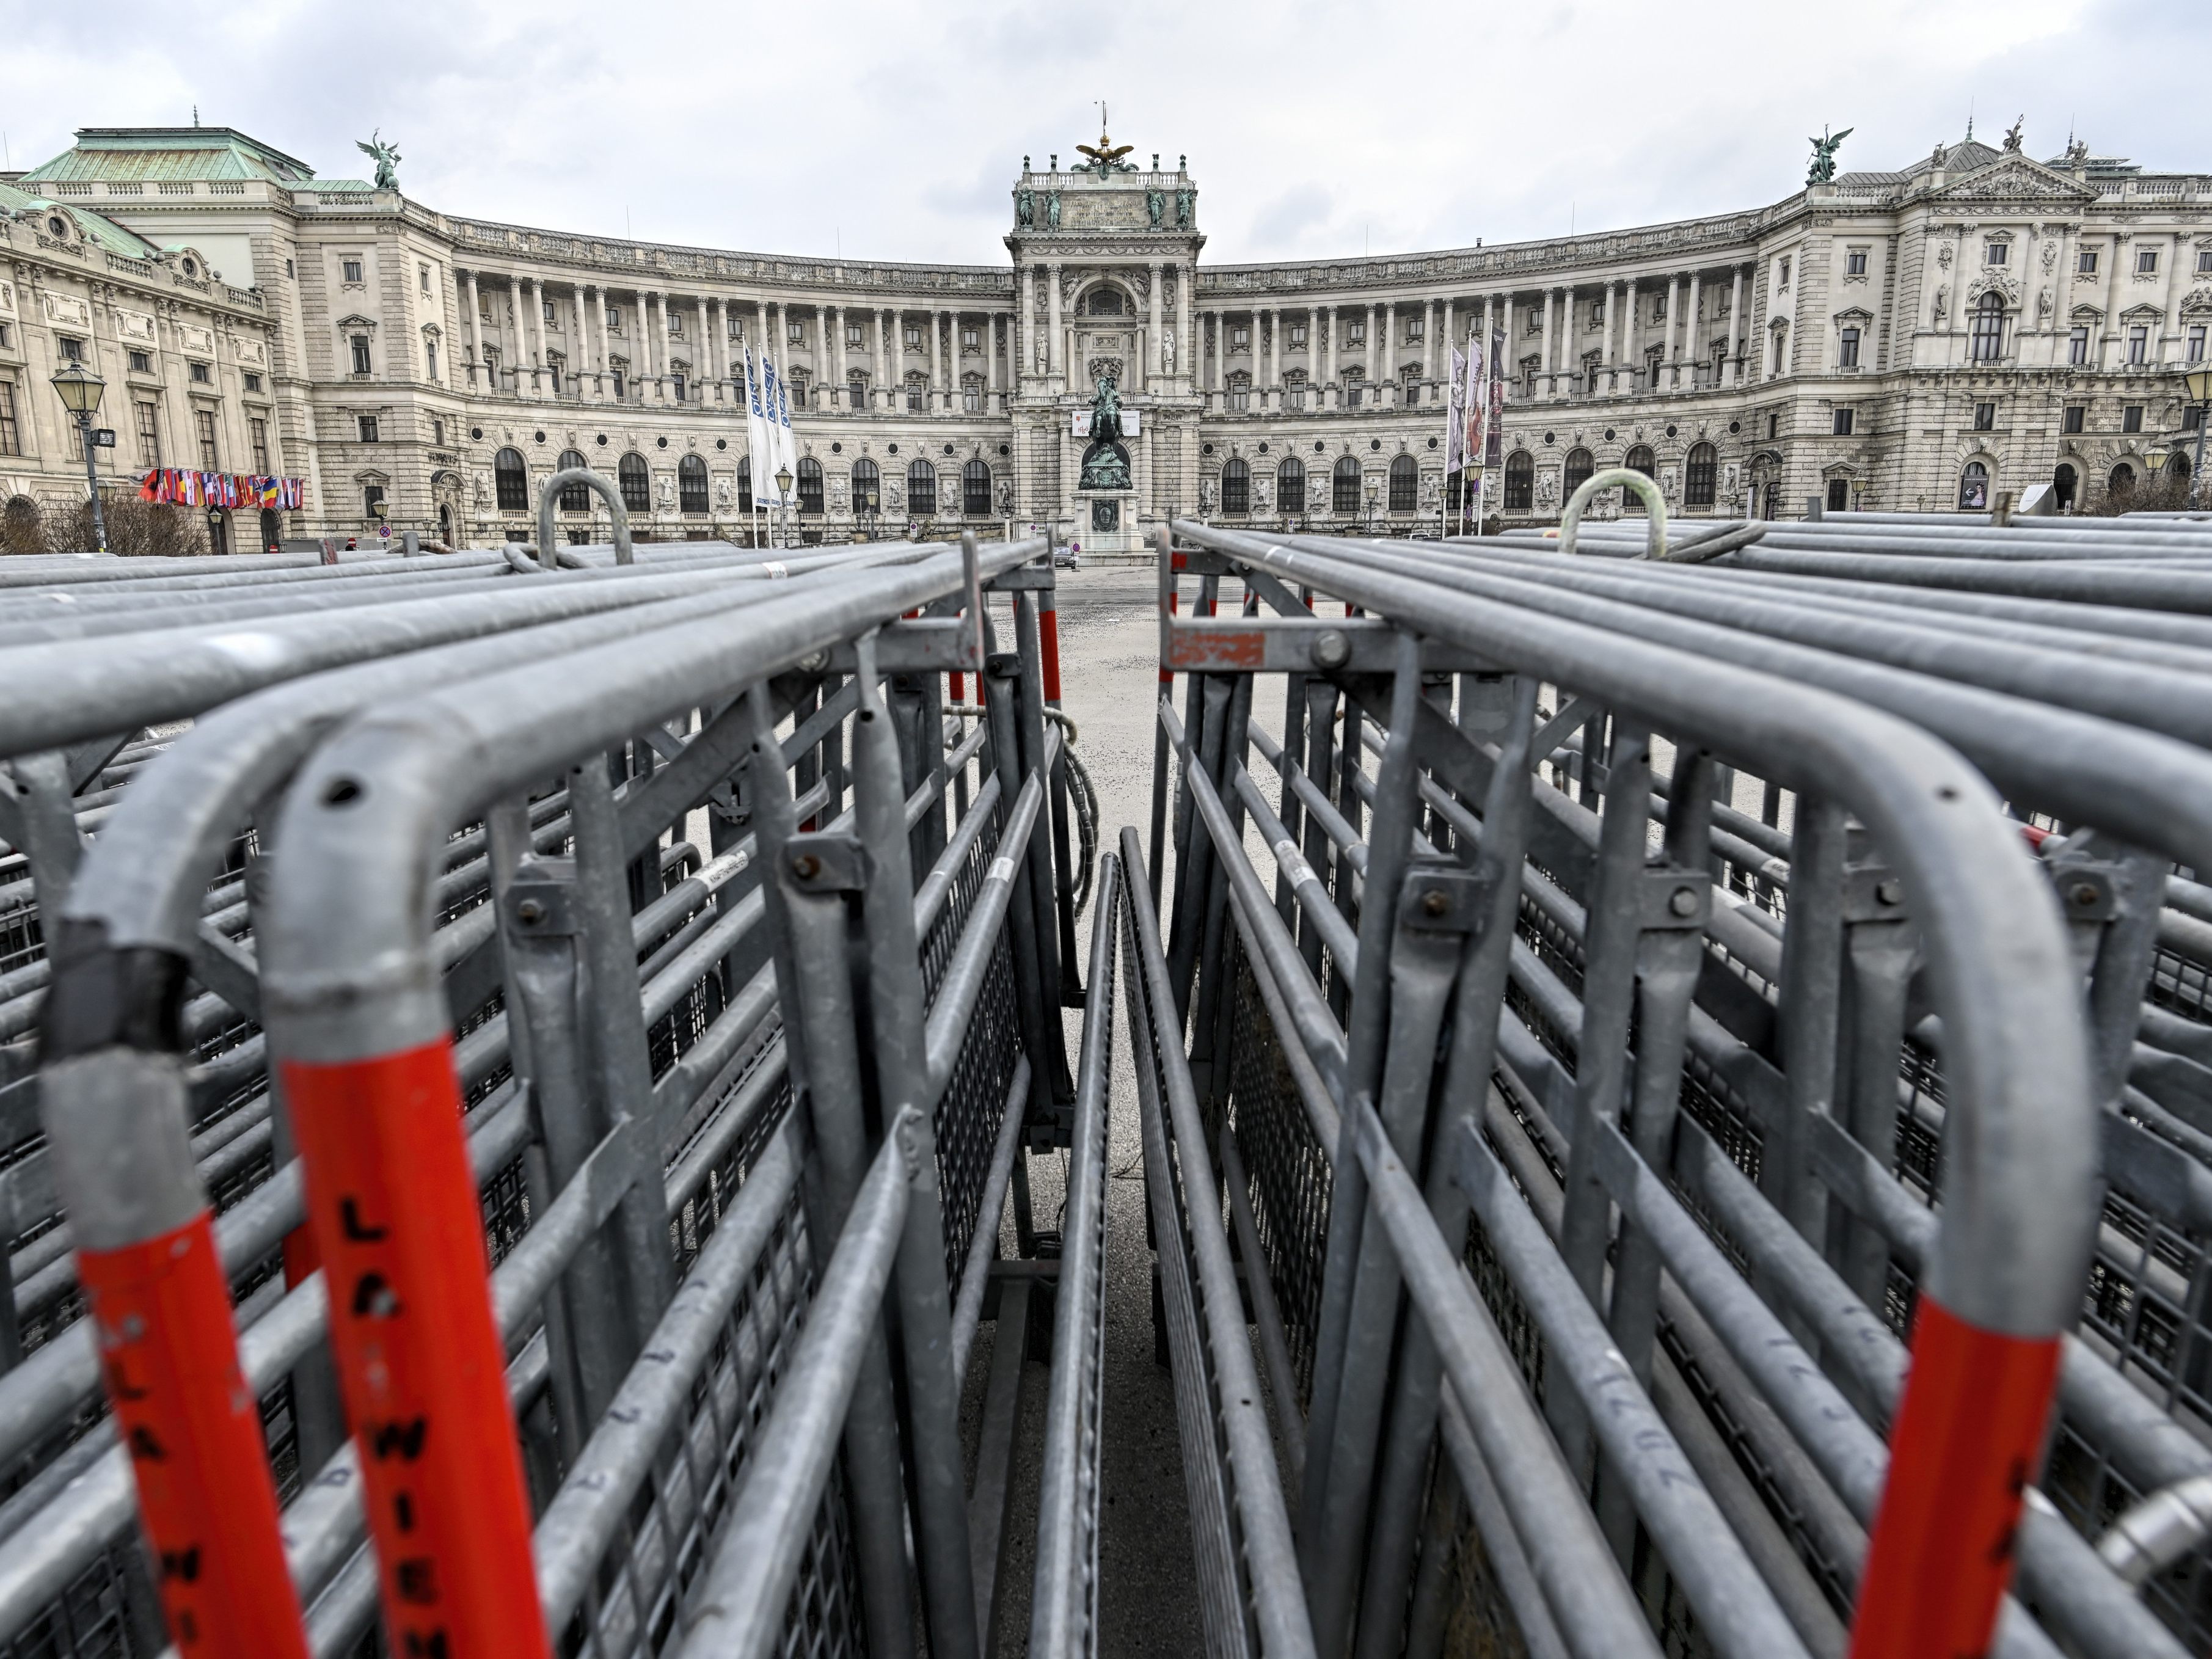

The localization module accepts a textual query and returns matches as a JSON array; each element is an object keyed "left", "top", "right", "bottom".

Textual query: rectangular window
[
  {"left": 1405, "top": 318, "right": 1425, "bottom": 341},
  {"left": 128, "top": 349, "right": 151, "bottom": 373},
  {"left": 667, "top": 312, "right": 683, "bottom": 336},
  {"left": 847, "top": 321, "right": 865, "bottom": 347},
  {"left": 2199, "top": 249, "right": 2212, "bottom": 275},
  {"left": 1591, "top": 302, "right": 1604, "bottom": 326},
  {"left": 425, "top": 341, "right": 437, "bottom": 380},
  {"left": 612, "top": 370, "right": 626, "bottom": 399},
  {"left": 788, "top": 322, "right": 804, "bottom": 345},
  {"left": 358, "top": 415, "right": 379, "bottom": 442},
  {"left": 542, "top": 299, "right": 556, "bottom": 323},
  {"left": 136, "top": 400, "right": 161, "bottom": 467},
  {"left": 1831, "top": 408, "right": 1854, "bottom": 436},
  {"left": 962, "top": 324, "right": 980, "bottom": 350},
  {"left": 963, "top": 380, "right": 981, "bottom": 412},
  {"left": 342, "top": 258, "right": 363, "bottom": 283},
  {"left": 1230, "top": 324, "right": 1249, "bottom": 349},
  {"left": 1974, "top": 402, "right": 1995, "bottom": 431},
  {"left": 606, "top": 306, "right": 622, "bottom": 331},
  {"left": 2187, "top": 406, "right": 2204, "bottom": 432},
  {"left": 2069, "top": 326, "right": 2089, "bottom": 365},
  {"left": 1289, "top": 322, "right": 1307, "bottom": 346},
  {"left": 285, "top": 258, "right": 295, "bottom": 279},
  {"left": 2063, "top": 405, "right": 2086, "bottom": 434},
  {"left": 1986, "top": 241, "right": 2008, "bottom": 266},
  {"left": 1347, "top": 319, "right": 1365, "bottom": 344},
  {"left": 1838, "top": 327, "right": 1860, "bottom": 366},
  {"left": 2191, "top": 326, "right": 2207, "bottom": 363},
  {"left": 1767, "top": 413, "right": 1779, "bottom": 440},
  {"left": 1779, "top": 256, "right": 1792, "bottom": 288},
  {"left": 905, "top": 324, "right": 922, "bottom": 349},
  {"left": 0, "top": 383, "right": 18, "bottom": 457},
  {"left": 189, "top": 361, "right": 211, "bottom": 384},
  {"left": 420, "top": 264, "right": 432, "bottom": 293},
  {"left": 433, "top": 418, "right": 444, "bottom": 446},
  {"left": 244, "top": 371, "right": 262, "bottom": 393},
  {"left": 2078, "top": 247, "right": 2098, "bottom": 275},
  {"left": 2138, "top": 248, "right": 2159, "bottom": 275},
  {"left": 671, "top": 374, "right": 686, "bottom": 403},
  {"left": 59, "top": 335, "right": 84, "bottom": 362},
  {"left": 194, "top": 408, "right": 219, "bottom": 470},
  {"left": 2123, "top": 405, "right": 2144, "bottom": 434},
  {"left": 0, "top": 323, "right": 9, "bottom": 348},
  {"left": 2128, "top": 326, "right": 2148, "bottom": 365},
  {"left": 351, "top": 335, "right": 371, "bottom": 374},
  {"left": 1846, "top": 249, "right": 1868, "bottom": 275},
  {"left": 250, "top": 417, "right": 269, "bottom": 473}
]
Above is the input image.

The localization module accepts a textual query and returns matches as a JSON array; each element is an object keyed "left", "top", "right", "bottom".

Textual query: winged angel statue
[
  {"left": 357, "top": 131, "right": 401, "bottom": 191},
  {"left": 1806, "top": 126, "right": 1852, "bottom": 186}
]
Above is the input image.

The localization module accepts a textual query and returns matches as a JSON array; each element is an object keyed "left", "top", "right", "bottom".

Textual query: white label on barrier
[
  {"left": 204, "top": 630, "right": 291, "bottom": 669},
  {"left": 1274, "top": 837, "right": 1316, "bottom": 888},
  {"left": 988, "top": 855, "right": 1018, "bottom": 884},
  {"left": 762, "top": 560, "right": 789, "bottom": 578}
]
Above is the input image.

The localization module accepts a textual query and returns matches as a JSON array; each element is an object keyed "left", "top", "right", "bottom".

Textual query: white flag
[
  {"left": 742, "top": 344, "right": 770, "bottom": 498},
  {"left": 774, "top": 366, "right": 797, "bottom": 482},
  {"left": 1445, "top": 346, "right": 1468, "bottom": 474}
]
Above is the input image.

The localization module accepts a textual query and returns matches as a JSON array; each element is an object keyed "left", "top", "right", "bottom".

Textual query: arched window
[
  {"left": 2107, "top": 462, "right": 2134, "bottom": 500},
  {"left": 796, "top": 456, "right": 824, "bottom": 515},
  {"left": 848, "top": 371, "right": 869, "bottom": 410},
  {"left": 617, "top": 453, "right": 650, "bottom": 513},
  {"left": 2170, "top": 453, "right": 2192, "bottom": 487},
  {"left": 1087, "top": 288, "right": 1124, "bottom": 316},
  {"left": 1503, "top": 450, "right": 1535, "bottom": 511},
  {"left": 736, "top": 455, "right": 753, "bottom": 513},
  {"left": 1332, "top": 456, "right": 1363, "bottom": 515},
  {"left": 1622, "top": 445, "right": 1656, "bottom": 514},
  {"left": 852, "top": 458, "right": 880, "bottom": 512},
  {"left": 1684, "top": 443, "right": 1717, "bottom": 508},
  {"left": 2053, "top": 461, "right": 2077, "bottom": 511},
  {"left": 494, "top": 447, "right": 528, "bottom": 512},
  {"left": 1220, "top": 459, "right": 1251, "bottom": 516},
  {"left": 908, "top": 460, "right": 936, "bottom": 517},
  {"left": 1960, "top": 460, "right": 1990, "bottom": 510},
  {"left": 679, "top": 454, "right": 708, "bottom": 514},
  {"left": 1561, "top": 448, "right": 1594, "bottom": 500},
  {"left": 557, "top": 450, "right": 590, "bottom": 512},
  {"left": 1969, "top": 293, "right": 2006, "bottom": 363},
  {"left": 1277, "top": 458, "right": 1305, "bottom": 516},
  {"left": 1388, "top": 454, "right": 1418, "bottom": 513},
  {"left": 963, "top": 459, "right": 992, "bottom": 516}
]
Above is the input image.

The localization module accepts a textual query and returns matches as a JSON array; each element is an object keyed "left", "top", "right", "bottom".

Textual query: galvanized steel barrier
[
  {"left": 1142, "top": 504, "right": 2212, "bottom": 1659},
  {"left": 0, "top": 490, "right": 1119, "bottom": 1659}
]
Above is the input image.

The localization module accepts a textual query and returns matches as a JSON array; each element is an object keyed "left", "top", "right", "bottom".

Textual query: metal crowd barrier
[
  {"left": 0, "top": 469, "right": 1118, "bottom": 1659},
  {"left": 1142, "top": 489, "right": 2212, "bottom": 1659}
]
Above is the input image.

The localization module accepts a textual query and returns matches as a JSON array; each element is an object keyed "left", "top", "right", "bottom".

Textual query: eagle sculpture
[{"left": 1076, "top": 103, "right": 1136, "bottom": 173}]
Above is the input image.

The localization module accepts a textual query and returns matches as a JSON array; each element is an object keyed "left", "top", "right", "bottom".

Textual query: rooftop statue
[
  {"left": 1076, "top": 103, "right": 1138, "bottom": 176},
  {"left": 356, "top": 129, "right": 401, "bottom": 191},
  {"left": 1017, "top": 187, "right": 1035, "bottom": 228},
  {"left": 2003, "top": 115, "right": 2025, "bottom": 154},
  {"left": 1806, "top": 125, "right": 1852, "bottom": 185}
]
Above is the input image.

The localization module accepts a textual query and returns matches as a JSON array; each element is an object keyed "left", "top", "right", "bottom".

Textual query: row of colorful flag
[{"left": 138, "top": 470, "right": 306, "bottom": 511}]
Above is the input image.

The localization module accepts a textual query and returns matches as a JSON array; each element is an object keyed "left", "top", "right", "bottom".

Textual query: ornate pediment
[
  {"left": 334, "top": 313, "right": 378, "bottom": 330},
  {"left": 1832, "top": 305, "right": 1874, "bottom": 325},
  {"left": 2181, "top": 285, "right": 2212, "bottom": 316},
  {"left": 1966, "top": 270, "right": 2021, "bottom": 305},
  {"left": 1933, "top": 157, "right": 2097, "bottom": 204}
]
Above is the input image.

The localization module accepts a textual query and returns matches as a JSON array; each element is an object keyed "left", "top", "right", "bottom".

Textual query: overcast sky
[{"left": 4, "top": 0, "right": 2202, "bottom": 268}]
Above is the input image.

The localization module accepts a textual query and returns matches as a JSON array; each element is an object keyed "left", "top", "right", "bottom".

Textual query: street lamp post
[
  {"left": 1365, "top": 476, "right": 1379, "bottom": 536},
  {"left": 2182, "top": 363, "right": 2212, "bottom": 511},
  {"left": 49, "top": 362, "right": 109, "bottom": 554},
  {"left": 774, "top": 463, "right": 794, "bottom": 550}
]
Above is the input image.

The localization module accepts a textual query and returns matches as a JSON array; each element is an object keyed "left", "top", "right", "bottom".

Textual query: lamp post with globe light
[
  {"left": 49, "top": 361, "right": 109, "bottom": 554},
  {"left": 775, "top": 463, "right": 794, "bottom": 549},
  {"left": 1365, "top": 475, "right": 1380, "bottom": 536}
]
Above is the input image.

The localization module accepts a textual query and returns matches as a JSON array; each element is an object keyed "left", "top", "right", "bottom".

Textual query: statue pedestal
[{"left": 1071, "top": 491, "right": 1138, "bottom": 555}]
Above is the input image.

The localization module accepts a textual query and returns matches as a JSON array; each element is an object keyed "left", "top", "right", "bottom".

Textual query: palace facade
[{"left": 2, "top": 122, "right": 2208, "bottom": 552}]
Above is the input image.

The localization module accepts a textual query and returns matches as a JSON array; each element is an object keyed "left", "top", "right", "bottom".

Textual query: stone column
[
  {"left": 1379, "top": 301, "right": 1395, "bottom": 407},
  {"left": 1047, "top": 266, "right": 1063, "bottom": 381},
  {"left": 1539, "top": 290, "right": 1555, "bottom": 393},
  {"left": 464, "top": 271, "right": 483, "bottom": 388},
  {"left": 1663, "top": 274, "right": 1681, "bottom": 387},
  {"left": 1320, "top": 307, "right": 1334, "bottom": 407},
  {"left": 1620, "top": 279, "right": 1638, "bottom": 395},
  {"left": 990, "top": 313, "right": 1004, "bottom": 401},
  {"left": 1499, "top": 295, "right": 1514, "bottom": 401},
  {"left": 825, "top": 305, "right": 841, "bottom": 405},
  {"left": 1727, "top": 265, "right": 1745, "bottom": 385},
  {"left": 1440, "top": 297, "right": 1453, "bottom": 387},
  {"left": 1599, "top": 282, "right": 1617, "bottom": 394},
  {"left": 1363, "top": 302, "right": 1378, "bottom": 392},
  {"left": 875, "top": 307, "right": 891, "bottom": 408},
  {"left": 1682, "top": 271, "right": 1701, "bottom": 387},
  {"left": 1159, "top": 263, "right": 1177, "bottom": 382},
  {"left": 1020, "top": 266, "right": 1035, "bottom": 379}
]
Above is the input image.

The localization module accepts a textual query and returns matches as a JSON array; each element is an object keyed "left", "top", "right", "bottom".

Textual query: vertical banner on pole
[{"left": 1445, "top": 346, "right": 1467, "bottom": 536}]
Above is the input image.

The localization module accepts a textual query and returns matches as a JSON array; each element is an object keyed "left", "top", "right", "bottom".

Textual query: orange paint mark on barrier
[
  {"left": 1158, "top": 591, "right": 1180, "bottom": 686},
  {"left": 79, "top": 1212, "right": 310, "bottom": 1657},
  {"left": 1848, "top": 1297, "right": 2062, "bottom": 1659},
  {"left": 283, "top": 1040, "right": 549, "bottom": 1659}
]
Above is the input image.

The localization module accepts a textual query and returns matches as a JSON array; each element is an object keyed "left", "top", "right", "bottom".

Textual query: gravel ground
[{"left": 955, "top": 562, "right": 1241, "bottom": 1657}]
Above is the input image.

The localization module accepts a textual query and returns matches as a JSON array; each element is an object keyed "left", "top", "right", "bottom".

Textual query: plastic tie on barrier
[
  {"left": 1849, "top": 1296, "right": 2063, "bottom": 1659},
  {"left": 79, "top": 1210, "right": 310, "bottom": 1657},
  {"left": 282, "top": 1038, "right": 549, "bottom": 1659}
]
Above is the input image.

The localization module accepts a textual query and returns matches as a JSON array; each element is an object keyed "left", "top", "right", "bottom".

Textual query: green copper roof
[
  {"left": 0, "top": 181, "right": 165, "bottom": 261},
  {"left": 20, "top": 127, "right": 318, "bottom": 186}
]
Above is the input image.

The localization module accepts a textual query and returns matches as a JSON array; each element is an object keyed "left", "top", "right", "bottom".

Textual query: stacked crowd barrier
[
  {"left": 0, "top": 485, "right": 1116, "bottom": 1659},
  {"left": 1141, "top": 484, "right": 2212, "bottom": 1658}
]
